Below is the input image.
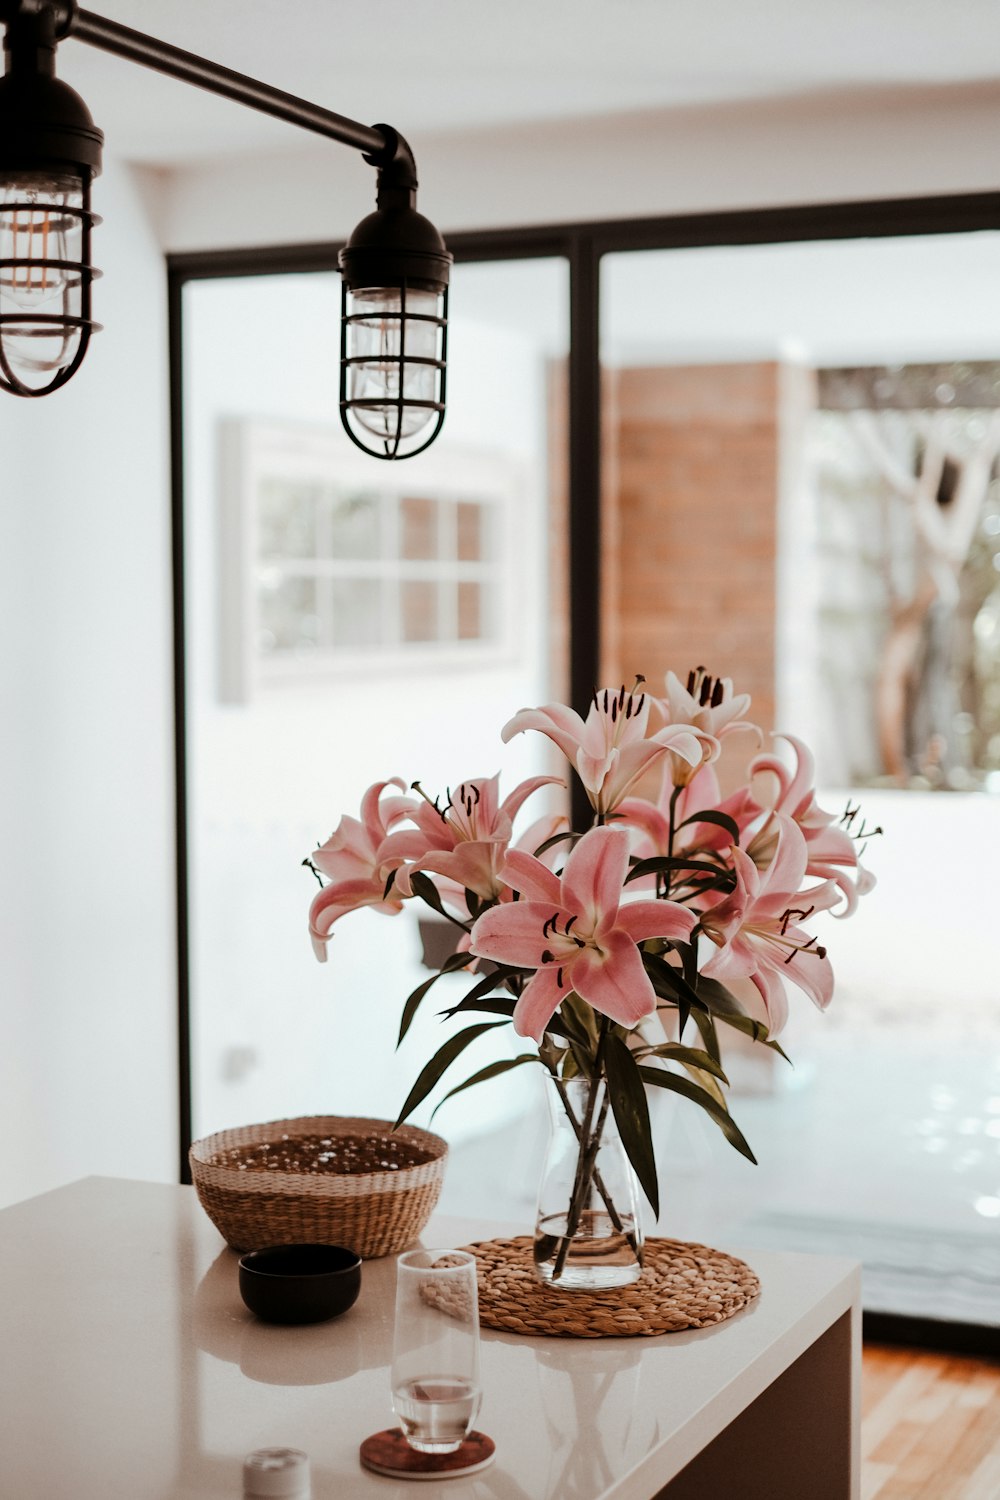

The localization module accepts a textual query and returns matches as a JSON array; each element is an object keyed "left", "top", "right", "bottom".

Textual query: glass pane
[
  {"left": 257, "top": 572, "right": 317, "bottom": 653},
  {"left": 328, "top": 578, "right": 382, "bottom": 650},
  {"left": 457, "top": 581, "right": 482, "bottom": 640},
  {"left": 327, "top": 490, "right": 380, "bottom": 560},
  {"left": 456, "top": 501, "right": 484, "bottom": 561},
  {"left": 401, "top": 579, "right": 439, "bottom": 642},
  {"left": 400, "top": 495, "right": 438, "bottom": 560},
  {"left": 182, "top": 261, "right": 569, "bottom": 1167},
  {"left": 600, "top": 231, "right": 1000, "bottom": 1328},
  {"left": 257, "top": 480, "right": 317, "bottom": 558}
]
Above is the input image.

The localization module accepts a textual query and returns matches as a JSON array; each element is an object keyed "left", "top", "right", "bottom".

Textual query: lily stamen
[
  {"left": 780, "top": 904, "right": 816, "bottom": 934},
  {"left": 411, "top": 780, "right": 448, "bottom": 821}
]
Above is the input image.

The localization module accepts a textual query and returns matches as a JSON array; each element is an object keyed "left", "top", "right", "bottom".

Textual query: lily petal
[
  {"left": 498, "top": 774, "right": 564, "bottom": 824},
  {"left": 470, "top": 900, "right": 576, "bottom": 968},
  {"left": 749, "top": 965, "right": 790, "bottom": 1035},
  {"left": 615, "top": 898, "right": 697, "bottom": 944},
  {"left": 561, "top": 824, "right": 631, "bottom": 924},
  {"left": 499, "top": 848, "right": 563, "bottom": 904},
  {"left": 570, "top": 931, "right": 658, "bottom": 1028},
  {"left": 512, "top": 965, "right": 575, "bottom": 1043},
  {"left": 501, "top": 703, "right": 588, "bottom": 762},
  {"left": 308, "top": 879, "right": 402, "bottom": 959},
  {"left": 414, "top": 842, "right": 505, "bottom": 900}
]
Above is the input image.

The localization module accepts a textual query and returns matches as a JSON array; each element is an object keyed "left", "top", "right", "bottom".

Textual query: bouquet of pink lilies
[{"left": 305, "top": 668, "right": 876, "bottom": 1230}]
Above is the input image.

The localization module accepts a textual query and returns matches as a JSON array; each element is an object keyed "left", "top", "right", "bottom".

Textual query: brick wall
[
  {"left": 547, "top": 359, "right": 808, "bottom": 786},
  {"left": 604, "top": 362, "right": 793, "bottom": 786}
]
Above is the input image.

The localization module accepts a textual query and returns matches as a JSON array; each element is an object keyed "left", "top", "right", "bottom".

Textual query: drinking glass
[{"left": 391, "top": 1248, "right": 481, "bottom": 1454}]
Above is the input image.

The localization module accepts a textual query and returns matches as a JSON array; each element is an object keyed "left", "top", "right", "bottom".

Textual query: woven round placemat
[{"left": 460, "top": 1236, "right": 759, "bottom": 1338}]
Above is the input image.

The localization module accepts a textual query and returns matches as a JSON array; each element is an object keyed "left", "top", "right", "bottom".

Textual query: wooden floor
[{"left": 862, "top": 1344, "right": 1000, "bottom": 1499}]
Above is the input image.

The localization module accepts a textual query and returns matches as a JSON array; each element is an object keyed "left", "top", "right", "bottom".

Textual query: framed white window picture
[{"left": 217, "top": 419, "right": 524, "bottom": 702}]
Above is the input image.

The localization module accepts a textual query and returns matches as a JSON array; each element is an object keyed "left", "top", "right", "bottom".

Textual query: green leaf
[
  {"left": 636, "top": 1044, "right": 729, "bottom": 1085},
  {"left": 676, "top": 808, "right": 741, "bottom": 844},
  {"left": 638, "top": 1065, "right": 757, "bottom": 1164},
  {"left": 408, "top": 871, "right": 470, "bottom": 931},
  {"left": 643, "top": 952, "right": 709, "bottom": 1013},
  {"left": 439, "top": 965, "right": 518, "bottom": 1019},
  {"left": 557, "top": 993, "right": 599, "bottom": 1055},
  {"left": 394, "top": 1021, "right": 511, "bottom": 1129},
  {"left": 688, "top": 1006, "right": 722, "bottom": 1065},
  {"left": 562, "top": 1049, "right": 583, "bottom": 1080},
  {"left": 531, "top": 829, "right": 583, "bottom": 860},
  {"left": 397, "top": 951, "right": 474, "bottom": 1047},
  {"left": 694, "top": 974, "right": 754, "bottom": 1019},
  {"left": 682, "top": 1062, "right": 727, "bottom": 1109},
  {"left": 430, "top": 1054, "right": 541, "bottom": 1119},
  {"left": 714, "top": 1009, "right": 792, "bottom": 1062},
  {"left": 625, "top": 855, "right": 735, "bottom": 887},
  {"left": 440, "top": 996, "right": 518, "bottom": 1022},
  {"left": 603, "top": 1033, "right": 660, "bottom": 1218}
]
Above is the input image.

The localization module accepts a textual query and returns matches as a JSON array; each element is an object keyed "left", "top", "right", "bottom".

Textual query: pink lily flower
[
  {"left": 308, "top": 779, "right": 417, "bottom": 960},
  {"left": 661, "top": 666, "right": 758, "bottom": 740},
  {"left": 502, "top": 682, "right": 710, "bottom": 817},
  {"left": 419, "top": 810, "right": 572, "bottom": 959},
  {"left": 381, "top": 772, "right": 562, "bottom": 902},
  {"left": 750, "top": 735, "right": 876, "bottom": 915},
  {"left": 469, "top": 823, "right": 696, "bottom": 1043},
  {"left": 652, "top": 668, "right": 760, "bottom": 788},
  {"left": 700, "top": 818, "right": 839, "bottom": 1035}
]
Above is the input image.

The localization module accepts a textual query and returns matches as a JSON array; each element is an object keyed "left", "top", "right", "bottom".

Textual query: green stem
[
  {"left": 548, "top": 1072, "right": 637, "bottom": 1253},
  {"left": 550, "top": 1021, "right": 611, "bottom": 1282},
  {"left": 666, "top": 784, "right": 683, "bottom": 898},
  {"left": 666, "top": 783, "right": 685, "bottom": 1039}
]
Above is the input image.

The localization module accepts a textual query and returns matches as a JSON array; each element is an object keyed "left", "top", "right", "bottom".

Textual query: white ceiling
[{"left": 49, "top": 0, "right": 1000, "bottom": 166}]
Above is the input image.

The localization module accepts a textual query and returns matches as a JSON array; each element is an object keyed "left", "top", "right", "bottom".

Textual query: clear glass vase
[{"left": 533, "top": 1073, "right": 644, "bottom": 1290}]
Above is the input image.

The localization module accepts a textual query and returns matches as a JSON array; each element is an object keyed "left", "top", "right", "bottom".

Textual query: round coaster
[
  {"left": 461, "top": 1236, "right": 759, "bottom": 1338},
  {"left": 359, "top": 1429, "right": 495, "bottom": 1480}
]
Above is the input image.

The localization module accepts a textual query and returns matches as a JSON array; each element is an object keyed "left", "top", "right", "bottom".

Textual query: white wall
[
  {"left": 0, "top": 158, "right": 175, "bottom": 1207},
  {"left": 156, "top": 83, "right": 1000, "bottom": 254}
]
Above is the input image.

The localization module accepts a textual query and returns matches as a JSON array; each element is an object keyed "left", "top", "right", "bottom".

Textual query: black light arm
[
  {"left": 0, "top": 0, "right": 451, "bottom": 454},
  {"left": 69, "top": 6, "right": 395, "bottom": 162}
]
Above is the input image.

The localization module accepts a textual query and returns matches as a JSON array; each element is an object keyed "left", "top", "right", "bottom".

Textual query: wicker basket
[{"left": 189, "top": 1114, "right": 448, "bottom": 1259}]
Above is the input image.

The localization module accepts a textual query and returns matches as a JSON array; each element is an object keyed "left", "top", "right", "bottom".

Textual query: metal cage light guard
[{"left": 0, "top": 0, "right": 451, "bottom": 456}]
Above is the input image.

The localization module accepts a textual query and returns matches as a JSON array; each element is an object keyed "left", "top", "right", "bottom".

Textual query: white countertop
[{"left": 0, "top": 1177, "right": 860, "bottom": 1499}]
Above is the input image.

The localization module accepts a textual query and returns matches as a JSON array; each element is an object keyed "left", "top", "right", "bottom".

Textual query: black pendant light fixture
[
  {"left": 0, "top": 0, "right": 451, "bottom": 458},
  {"left": 0, "top": 2, "right": 102, "bottom": 395},
  {"left": 339, "top": 128, "right": 450, "bottom": 459}
]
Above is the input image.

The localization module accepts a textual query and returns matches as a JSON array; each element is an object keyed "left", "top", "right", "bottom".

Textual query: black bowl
[{"left": 238, "top": 1244, "right": 362, "bottom": 1325}]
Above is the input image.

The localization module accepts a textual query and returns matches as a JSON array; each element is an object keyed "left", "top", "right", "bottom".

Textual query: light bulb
[
  {"left": 346, "top": 286, "right": 442, "bottom": 442},
  {"left": 0, "top": 170, "right": 84, "bottom": 378}
]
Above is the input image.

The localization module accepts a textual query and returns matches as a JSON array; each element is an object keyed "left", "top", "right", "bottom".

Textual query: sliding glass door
[{"left": 600, "top": 230, "right": 1000, "bottom": 1330}]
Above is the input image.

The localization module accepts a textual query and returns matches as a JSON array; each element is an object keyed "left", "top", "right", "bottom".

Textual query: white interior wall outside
[{"left": 0, "top": 157, "right": 175, "bottom": 1208}]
